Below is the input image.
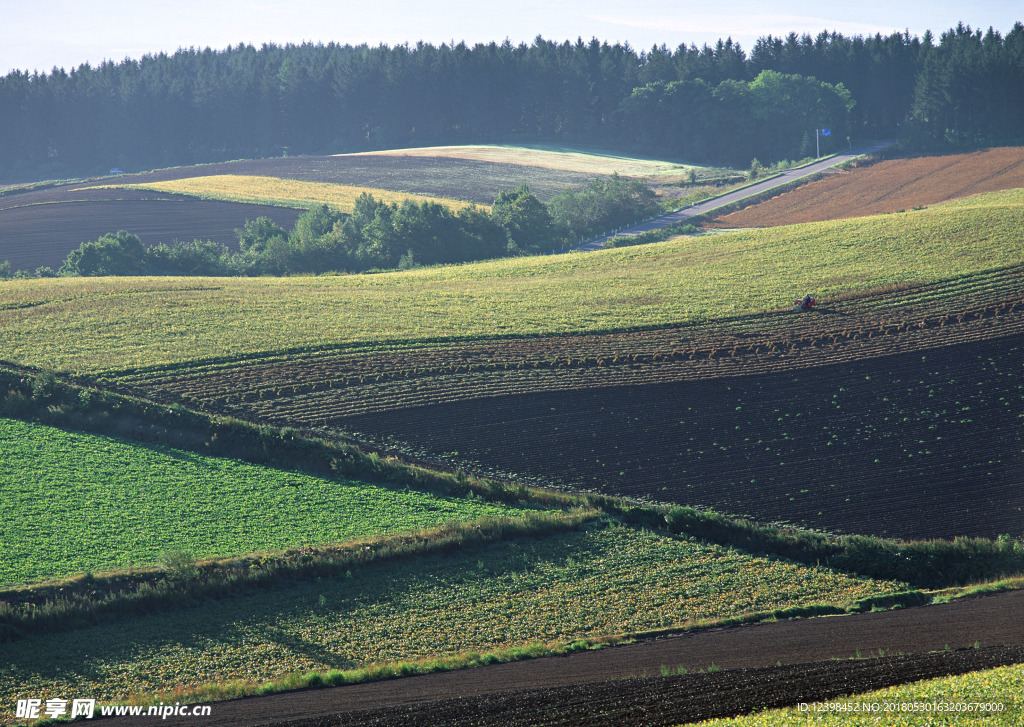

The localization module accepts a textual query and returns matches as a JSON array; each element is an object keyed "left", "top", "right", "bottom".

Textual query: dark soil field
[
  {"left": 113, "top": 266, "right": 1024, "bottom": 540},
  {"left": 104, "top": 588, "right": 1024, "bottom": 726},
  {"left": 707, "top": 146, "right": 1024, "bottom": 228},
  {"left": 0, "top": 189, "right": 302, "bottom": 270},
  {"left": 339, "top": 333, "right": 1024, "bottom": 541}
]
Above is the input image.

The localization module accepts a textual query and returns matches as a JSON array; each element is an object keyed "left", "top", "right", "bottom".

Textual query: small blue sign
[{"left": 821, "top": 128, "right": 832, "bottom": 137}]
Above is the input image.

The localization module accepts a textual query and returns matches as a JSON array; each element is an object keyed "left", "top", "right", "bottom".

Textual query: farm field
[
  {"left": 0, "top": 522, "right": 907, "bottom": 715},
  {"left": 217, "top": 649, "right": 1024, "bottom": 727},
  {"left": 2, "top": 198, "right": 1024, "bottom": 372},
  {"left": 336, "top": 330, "right": 1024, "bottom": 541},
  {"left": 350, "top": 143, "right": 706, "bottom": 180},
  {"left": 97, "top": 590, "right": 1024, "bottom": 726},
  {"left": 3, "top": 156, "right": 1024, "bottom": 724},
  {"left": 0, "top": 146, "right": 643, "bottom": 272},
  {"left": 0, "top": 190, "right": 302, "bottom": 271},
  {"left": 103, "top": 261, "right": 1024, "bottom": 540},
  {"left": 707, "top": 146, "right": 1024, "bottom": 228},
  {"left": 89, "top": 174, "right": 481, "bottom": 213},
  {"left": 698, "top": 660, "right": 1024, "bottom": 726},
  {"left": 0, "top": 416, "right": 533, "bottom": 587}
]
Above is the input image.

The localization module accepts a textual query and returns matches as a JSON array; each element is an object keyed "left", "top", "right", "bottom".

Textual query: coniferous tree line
[{"left": 2, "top": 22, "right": 1022, "bottom": 182}]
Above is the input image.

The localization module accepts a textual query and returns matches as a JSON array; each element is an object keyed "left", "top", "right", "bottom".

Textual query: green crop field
[
  {"left": 695, "top": 662, "right": 1023, "bottom": 725},
  {"left": 1, "top": 197, "right": 1023, "bottom": 374},
  {"left": 0, "top": 417, "right": 532, "bottom": 587},
  {"left": 0, "top": 523, "right": 905, "bottom": 708}
]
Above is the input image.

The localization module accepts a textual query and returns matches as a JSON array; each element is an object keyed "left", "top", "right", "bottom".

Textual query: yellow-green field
[
  {"left": 86, "top": 174, "right": 481, "bottom": 213},
  {"left": 1, "top": 198, "right": 1023, "bottom": 373},
  {"left": 346, "top": 143, "right": 700, "bottom": 179},
  {"left": 694, "top": 663, "right": 1024, "bottom": 726},
  {"left": 0, "top": 525, "right": 905, "bottom": 711}
]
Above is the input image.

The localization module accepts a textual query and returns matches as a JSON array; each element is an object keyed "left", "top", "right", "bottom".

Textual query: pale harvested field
[
  {"left": 346, "top": 144, "right": 699, "bottom": 179},
  {"left": 88, "top": 175, "right": 481, "bottom": 213},
  {"left": 708, "top": 146, "right": 1024, "bottom": 228}
]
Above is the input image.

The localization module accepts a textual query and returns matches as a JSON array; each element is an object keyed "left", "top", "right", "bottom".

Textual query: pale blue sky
[{"left": 2, "top": 0, "right": 1020, "bottom": 76}]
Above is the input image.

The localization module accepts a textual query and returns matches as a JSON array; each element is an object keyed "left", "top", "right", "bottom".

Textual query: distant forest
[{"left": 2, "top": 22, "right": 1023, "bottom": 181}]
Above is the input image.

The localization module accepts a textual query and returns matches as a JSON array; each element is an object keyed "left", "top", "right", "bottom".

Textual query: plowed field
[
  {"left": 708, "top": 146, "right": 1024, "bottom": 228},
  {"left": 111, "top": 266, "right": 1024, "bottom": 540},
  {"left": 0, "top": 189, "right": 302, "bottom": 270}
]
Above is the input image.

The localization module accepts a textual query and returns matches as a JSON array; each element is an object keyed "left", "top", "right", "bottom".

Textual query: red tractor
[{"left": 793, "top": 294, "right": 816, "bottom": 311}]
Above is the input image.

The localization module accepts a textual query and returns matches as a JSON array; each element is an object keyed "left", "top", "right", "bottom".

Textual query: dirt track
[{"left": 103, "top": 589, "right": 1024, "bottom": 726}]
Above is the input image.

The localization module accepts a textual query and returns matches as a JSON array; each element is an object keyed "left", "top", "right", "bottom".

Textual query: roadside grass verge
[
  {"left": 0, "top": 522, "right": 908, "bottom": 714},
  {"left": 87, "top": 174, "right": 481, "bottom": 213},
  {"left": 2, "top": 201, "right": 1023, "bottom": 373},
  {"left": 694, "top": 662, "right": 1024, "bottom": 725}
]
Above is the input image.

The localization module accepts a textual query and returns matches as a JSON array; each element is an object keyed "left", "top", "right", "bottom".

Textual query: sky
[{"left": 2, "top": 0, "right": 1021, "bottom": 76}]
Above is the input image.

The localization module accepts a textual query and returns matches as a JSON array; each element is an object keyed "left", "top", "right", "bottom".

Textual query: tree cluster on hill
[
  {"left": 43, "top": 180, "right": 661, "bottom": 277},
  {"left": 2, "top": 22, "right": 1022, "bottom": 182}
]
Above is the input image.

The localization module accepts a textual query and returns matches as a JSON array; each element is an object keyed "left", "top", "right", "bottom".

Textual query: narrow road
[{"left": 576, "top": 140, "right": 896, "bottom": 251}]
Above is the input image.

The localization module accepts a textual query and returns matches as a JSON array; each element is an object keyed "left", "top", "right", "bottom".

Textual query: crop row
[{"left": 114, "top": 275, "right": 1024, "bottom": 423}]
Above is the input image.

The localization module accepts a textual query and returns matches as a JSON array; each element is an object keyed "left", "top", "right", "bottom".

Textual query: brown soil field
[
  {"left": 111, "top": 267, "right": 1024, "bottom": 541},
  {"left": 0, "top": 189, "right": 302, "bottom": 270},
  {"left": 707, "top": 147, "right": 1024, "bottom": 228},
  {"left": 105, "top": 589, "right": 1024, "bottom": 726}
]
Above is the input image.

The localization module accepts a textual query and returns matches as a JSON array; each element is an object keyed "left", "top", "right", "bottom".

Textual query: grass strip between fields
[{"left": 87, "top": 174, "right": 482, "bottom": 213}]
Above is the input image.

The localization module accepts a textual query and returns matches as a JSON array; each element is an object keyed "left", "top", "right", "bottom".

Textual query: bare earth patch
[{"left": 708, "top": 147, "right": 1024, "bottom": 228}]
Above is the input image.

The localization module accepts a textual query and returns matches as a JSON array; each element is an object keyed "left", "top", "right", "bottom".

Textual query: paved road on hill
[
  {"left": 576, "top": 139, "right": 896, "bottom": 251},
  {"left": 105, "top": 588, "right": 1024, "bottom": 726}
]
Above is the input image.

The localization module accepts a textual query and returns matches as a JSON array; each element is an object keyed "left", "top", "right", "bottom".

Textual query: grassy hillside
[
  {"left": 0, "top": 417, "right": 532, "bottom": 587},
  {"left": 1, "top": 198, "right": 1023, "bottom": 373},
  {"left": 89, "top": 174, "right": 482, "bottom": 213}
]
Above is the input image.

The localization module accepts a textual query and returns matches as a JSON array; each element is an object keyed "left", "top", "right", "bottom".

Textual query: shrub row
[{"left": 665, "top": 506, "right": 1024, "bottom": 589}]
